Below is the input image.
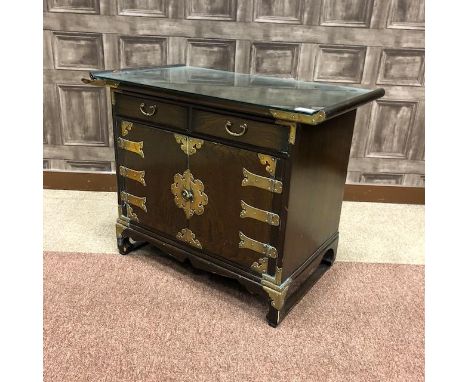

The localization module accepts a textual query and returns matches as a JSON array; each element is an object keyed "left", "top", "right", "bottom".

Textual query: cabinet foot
[{"left": 266, "top": 305, "right": 284, "bottom": 328}]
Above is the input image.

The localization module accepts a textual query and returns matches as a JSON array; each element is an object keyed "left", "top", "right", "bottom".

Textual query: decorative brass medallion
[
  {"left": 117, "top": 137, "right": 144, "bottom": 158},
  {"left": 120, "top": 191, "right": 147, "bottom": 212},
  {"left": 239, "top": 231, "right": 277, "bottom": 258},
  {"left": 242, "top": 168, "right": 283, "bottom": 194},
  {"left": 174, "top": 134, "right": 204, "bottom": 156},
  {"left": 121, "top": 121, "right": 133, "bottom": 136},
  {"left": 240, "top": 200, "right": 280, "bottom": 226},
  {"left": 251, "top": 257, "right": 268, "bottom": 274},
  {"left": 257, "top": 154, "right": 277, "bottom": 177},
  {"left": 176, "top": 228, "right": 202, "bottom": 249},
  {"left": 171, "top": 169, "right": 208, "bottom": 219},
  {"left": 119, "top": 166, "right": 146, "bottom": 186}
]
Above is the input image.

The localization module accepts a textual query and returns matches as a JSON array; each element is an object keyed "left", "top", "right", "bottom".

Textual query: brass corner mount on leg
[{"left": 251, "top": 260, "right": 292, "bottom": 311}]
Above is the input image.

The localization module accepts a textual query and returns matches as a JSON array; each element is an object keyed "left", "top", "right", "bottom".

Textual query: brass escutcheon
[{"left": 171, "top": 169, "right": 208, "bottom": 219}]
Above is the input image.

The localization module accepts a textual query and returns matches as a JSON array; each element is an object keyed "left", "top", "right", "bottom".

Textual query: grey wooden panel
[
  {"left": 254, "top": 0, "right": 303, "bottom": 24},
  {"left": 52, "top": 31, "right": 104, "bottom": 70},
  {"left": 46, "top": 0, "right": 100, "bottom": 14},
  {"left": 320, "top": 0, "right": 374, "bottom": 27},
  {"left": 117, "top": 0, "right": 168, "bottom": 17},
  {"left": 377, "top": 48, "right": 425, "bottom": 86},
  {"left": 43, "top": 13, "right": 425, "bottom": 48},
  {"left": 43, "top": 1, "right": 425, "bottom": 187},
  {"left": 360, "top": 173, "right": 404, "bottom": 185},
  {"left": 119, "top": 35, "right": 168, "bottom": 68},
  {"left": 365, "top": 99, "right": 418, "bottom": 159},
  {"left": 185, "top": 0, "right": 237, "bottom": 20},
  {"left": 387, "top": 0, "right": 425, "bottom": 30},
  {"left": 251, "top": 42, "right": 299, "bottom": 79},
  {"left": 65, "top": 160, "right": 113, "bottom": 172},
  {"left": 57, "top": 84, "right": 109, "bottom": 146},
  {"left": 186, "top": 39, "right": 236, "bottom": 71},
  {"left": 314, "top": 44, "right": 367, "bottom": 83}
]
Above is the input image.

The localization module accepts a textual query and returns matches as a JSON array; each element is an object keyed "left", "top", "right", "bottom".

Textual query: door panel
[
  {"left": 117, "top": 119, "right": 187, "bottom": 239},
  {"left": 187, "top": 139, "right": 280, "bottom": 271}
]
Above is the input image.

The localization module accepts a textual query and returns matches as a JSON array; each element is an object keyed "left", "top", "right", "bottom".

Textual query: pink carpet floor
[{"left": 44, "top": 249, "right": 424, "bottom": 382}]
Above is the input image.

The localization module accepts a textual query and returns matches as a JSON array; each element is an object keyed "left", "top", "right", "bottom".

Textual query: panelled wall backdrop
[{"left": 43, "top": 0, "right": 425, "bottom": 187}]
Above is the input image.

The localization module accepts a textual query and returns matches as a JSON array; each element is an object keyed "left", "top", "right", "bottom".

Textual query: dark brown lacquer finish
[
  {"left": 87, "top": 65, "right": 384, "bottom": 327},
  {"left": 191, "top": 110, "right": 289, "bottom": 153},
  {"left": 115, "top": 92, "right": 188, "bottom": 131}
]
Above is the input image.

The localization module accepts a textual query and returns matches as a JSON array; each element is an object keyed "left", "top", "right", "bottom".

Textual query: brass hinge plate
[
  {"left": 121, "top": 121, "right": 133, "bottom": 136},
  {"left": 240, "top": 200, "right": 280, "bottom": 226},
  {"left": 117, "top": 137, "right": 144, "bottom": 158},
  {"left": 239, "top": 231, "right": 277, "bottom": 258},
  {"left": 176, "top": 228, "right": 202, "bottom": 249},
  {"left": 242, "top": 168, "right": 283, "bottom": 194},
  {"left": 119, "top": 166, "right": 146, "bottom": 186},
  {"left": 257, "top": 153, "right": 277, "bottom": 177},
  {"left": 174, "top": 134, "right": 204, "bottom": 156},
  {"left": 125, "top": 203, "right": 139, "bottom": 222},
  {"left": 171, "top": 169, "right": 208, "bottom": 219},
  {"left": 120, "top": 191, "right": 147, "bottom": 212}
]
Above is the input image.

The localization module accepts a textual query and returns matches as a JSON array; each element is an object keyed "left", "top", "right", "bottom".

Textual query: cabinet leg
[{"left": 266, "top": 305, "right": 284, "bottom": 328}]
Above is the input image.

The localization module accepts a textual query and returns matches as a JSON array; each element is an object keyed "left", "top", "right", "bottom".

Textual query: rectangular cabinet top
[{"left": 90, "top": 65, "right": 384, "bottom": 125}]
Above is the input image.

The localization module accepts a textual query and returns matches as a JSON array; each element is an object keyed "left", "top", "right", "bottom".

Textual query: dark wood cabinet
[{"left": 85, "top": 65, "right": 384, "bottom": 326}]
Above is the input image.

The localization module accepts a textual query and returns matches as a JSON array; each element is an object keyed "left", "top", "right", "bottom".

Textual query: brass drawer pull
[
  {"left": 139, "top": 102, "right": 157, "bottom": 116},
  {"left": 225, "top": 121, "right": 248, "bottom": 137}
]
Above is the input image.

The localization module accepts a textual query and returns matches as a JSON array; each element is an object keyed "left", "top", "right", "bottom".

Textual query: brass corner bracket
[
  {"left": 261, "top": 268, "right": 291, "bottom": 311},
  {"left": 82, "top": 78, "right": 120, "bottom": 88},
  {"left": 269, "top": 109, "right": 327, "bottom": 126}
]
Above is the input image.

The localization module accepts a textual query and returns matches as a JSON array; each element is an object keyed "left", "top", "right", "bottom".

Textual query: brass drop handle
[
  {"left": 225, "top": 121, "right": 248, "bottom": 137},
  {"left": 139, "top": 102, "right": 157, "bottom": 116}
]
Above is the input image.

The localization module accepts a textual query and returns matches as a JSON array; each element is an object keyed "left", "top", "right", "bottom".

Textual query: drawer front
[
  {"left": 191, "top": 110, "right": 290, "bottom": 152},
  {"left": 115, "top": 93, "right": 187, "bottom": 131}
]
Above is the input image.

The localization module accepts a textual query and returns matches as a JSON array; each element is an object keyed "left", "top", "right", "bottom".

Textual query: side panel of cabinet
[
  {"left": 187, "top": 140, "right": 281, "bottom": 272},
  {"left": 116, "top": 119, "right": 187, "bottom": 239}
]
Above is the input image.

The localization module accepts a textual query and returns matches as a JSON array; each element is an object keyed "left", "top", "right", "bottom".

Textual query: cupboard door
[
  {"left": 187, "top": 139, "right": 282, "bottom": 272},
  {"left": 116, "top": 119, "right": 187, "bottom": 239}
]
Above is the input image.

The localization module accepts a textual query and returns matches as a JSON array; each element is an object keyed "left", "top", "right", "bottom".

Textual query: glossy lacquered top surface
[{"left": 92, "top": 65, "right": 384, "bottom": 120}]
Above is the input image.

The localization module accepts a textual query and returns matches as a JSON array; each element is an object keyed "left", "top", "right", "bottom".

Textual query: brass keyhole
[{"left": 181, "top": 189, "right": 193, "bottom": 201}]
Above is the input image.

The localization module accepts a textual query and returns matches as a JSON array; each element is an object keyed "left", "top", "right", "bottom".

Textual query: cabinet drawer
[
  {"left": 115, "top": 93, "right": 187, "bottom": 131},
  {"left": 191, "top": 110, "right": 290, "bottom": 153}
]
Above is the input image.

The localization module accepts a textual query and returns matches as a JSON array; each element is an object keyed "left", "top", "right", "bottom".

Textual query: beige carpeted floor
[{"left": 43, "top": 190, "right": 425, "bottom": 382}]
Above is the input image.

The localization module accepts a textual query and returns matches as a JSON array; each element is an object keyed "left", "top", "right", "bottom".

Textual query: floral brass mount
[
  {"left": 171, "top": 169, "right": 208, "bottom": 219},
  {"left": 174, "top": 134, "right": 204, "bottom": 156},
  {"left": 176, "top": 228, "right": 202, "bottom": 249},
  {"left": 121, "top": 121, "right": 133, "bottom": 136}
]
